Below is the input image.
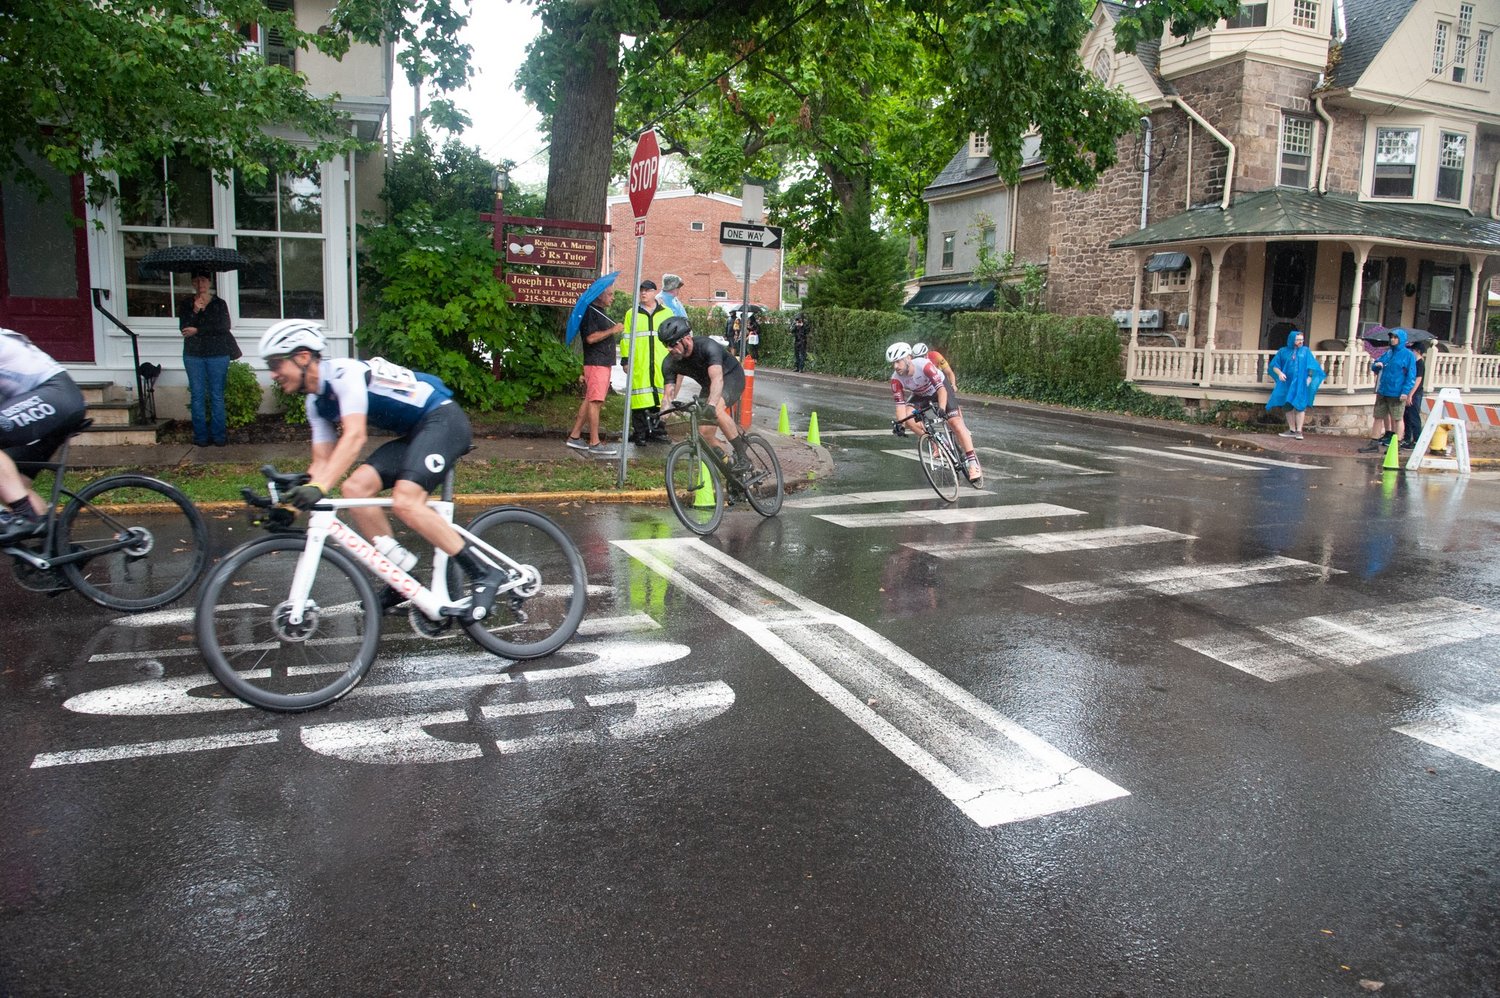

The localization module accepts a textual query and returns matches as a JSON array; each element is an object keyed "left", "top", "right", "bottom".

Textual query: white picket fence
[{"left": 1130, "top": 345, "right": 1500, "bottom": 393}]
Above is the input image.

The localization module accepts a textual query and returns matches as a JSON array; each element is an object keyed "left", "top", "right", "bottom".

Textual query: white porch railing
[{"left": 1131, "top": 346, "right": 1500, "bottom": 393}]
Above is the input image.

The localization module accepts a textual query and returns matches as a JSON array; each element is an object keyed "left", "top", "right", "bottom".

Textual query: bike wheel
[
  {"left": 59, "top": 474, "right": 210, "bottom": 610},
  {"left": 738, "top": 433, "right": 784, "bottom": 517},
  {"left": 917, "top": 432, "right": 960, "bottom": 502},
  {"left": 459, "top": 506, "right": 589, "bottom": 660},
  {"left": 195, "top": 535, "right": 381, "bottom": 712},
  {"left": 665, "top": 440, "right": 725, "bottom": 535}
]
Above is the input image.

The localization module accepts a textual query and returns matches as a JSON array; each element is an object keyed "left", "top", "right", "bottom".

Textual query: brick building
[
  {"left": 913, "top": 0, "right": 1500, "bottom": 430},
  {"left": 604, "top": 190, "right": 783, "bottom": 313}
]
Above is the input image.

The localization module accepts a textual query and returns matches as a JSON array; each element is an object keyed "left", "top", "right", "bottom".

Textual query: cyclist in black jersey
[
  {"left": 257, "top": 319, "right": 507, "bottom": 621},
  {"left": 658, "top": 317, "right": 751, "bottom": 470}
]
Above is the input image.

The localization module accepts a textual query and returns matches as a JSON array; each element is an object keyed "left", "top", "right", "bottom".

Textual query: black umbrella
[
  {"left": 138, "top": 245, "right": 248, "bottom": 277},
  {"left": 1360, "top": 325, "right": 1435, "bottom": 345}
]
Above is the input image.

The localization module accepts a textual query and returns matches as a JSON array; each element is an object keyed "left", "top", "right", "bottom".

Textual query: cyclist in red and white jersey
[
  {"left": 911, "top": 342, "right": 958, "bottom": 392},
  {"left": 888, "top": 341, "right": 982, "bottom": 485}
]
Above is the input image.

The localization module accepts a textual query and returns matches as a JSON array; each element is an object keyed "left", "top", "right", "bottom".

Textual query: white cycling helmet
[
  {"left": 885, "top": 341, "right": 913, "bottom": 363},
  {"left": 258, "top": 319, "right": 327, "bottom": 360},
  {"left": 911, "top": 342, "right": 929, "bottom": 358}
]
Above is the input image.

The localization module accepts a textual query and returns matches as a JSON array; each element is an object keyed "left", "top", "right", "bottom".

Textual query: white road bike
[{"left": 195, "top": 465, "right": 587, "bottom": 712}]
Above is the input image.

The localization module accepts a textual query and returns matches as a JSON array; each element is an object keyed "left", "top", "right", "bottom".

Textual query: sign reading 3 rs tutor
[{"left": 719, "top": 222, "right": 783, "bottom": 250}]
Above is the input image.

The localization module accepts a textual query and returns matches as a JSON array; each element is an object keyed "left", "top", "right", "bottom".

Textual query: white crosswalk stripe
[
  {"left": 1025, "top": 555, "right": 1338, "bottom": 605},
  {"left": 816, "top": 503, "right": 1087, "bottom": 529},
  {"left": 1107, "top": 445, "right": 1269, "bottom": 469},
  {"left": 1177, "top": 597, "right": 1500, "bottom": 681},
  {"left": 1165, "top": 446, "right": 1326, "bottom": 470},
  {"left": 785, "top": 487, "right": 994, "bottom": 509},
  {"left": 904, "top": 525, "right": 1194, "bottom": 558}
]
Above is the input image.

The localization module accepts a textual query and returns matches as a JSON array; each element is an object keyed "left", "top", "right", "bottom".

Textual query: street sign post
[
  {"left": 718, "top": 222, "right": 783, "bottom": 250},
  {"left": 620, "top": 129, "right": 662, "bottom": 486}
]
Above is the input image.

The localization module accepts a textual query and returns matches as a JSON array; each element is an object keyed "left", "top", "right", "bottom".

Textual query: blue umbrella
[{"left": 565, "top": 271, "right": 620, "bottom": 345}]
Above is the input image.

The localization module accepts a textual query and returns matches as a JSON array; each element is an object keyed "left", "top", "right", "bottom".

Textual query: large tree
[
  {"left": 0, "top": 0, "right": 472, "bottom": 201},
  {"left": 522, "top": 0, "right": 1242, "bottom": 249}
]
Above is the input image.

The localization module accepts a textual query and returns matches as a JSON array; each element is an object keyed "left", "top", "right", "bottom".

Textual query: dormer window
[
  {"left": 968, "top": 133, "right": 990, "bottom": 159},
  {"left": 1373, "top": 127, "right": 1418, "bottom": 198},
  {"left": 1092, "top": 51, "right": 1112, "bottom": 82}
]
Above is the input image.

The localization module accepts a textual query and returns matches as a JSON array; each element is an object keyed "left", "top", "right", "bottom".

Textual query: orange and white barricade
[{"left": 1407, "top": 387, "right": 1472, "bottom": 474}]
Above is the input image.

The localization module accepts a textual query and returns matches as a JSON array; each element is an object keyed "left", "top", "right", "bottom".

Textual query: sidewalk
[{"left": 64, "top": 413, "right": 835, "bottom": 499}]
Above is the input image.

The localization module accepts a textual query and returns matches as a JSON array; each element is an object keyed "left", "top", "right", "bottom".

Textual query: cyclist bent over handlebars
[
  {"left": 887, "top": 341, "right": 983, "bottom": 487},
  {"left": 658, "top": 317, "right": 752, "bottom": 472},
  {"left": 257, "top": 319, "right": 506, "bottom": 621}
]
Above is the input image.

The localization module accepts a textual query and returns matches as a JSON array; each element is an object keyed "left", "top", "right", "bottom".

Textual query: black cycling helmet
[{"left": 658, "top": 316, "right": 692, "bottom": 347}]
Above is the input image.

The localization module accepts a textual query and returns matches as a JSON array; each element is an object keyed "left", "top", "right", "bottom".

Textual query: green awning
[
  {"left": 1111, "top": 189, "right": 1500, "bottom": 252},
  {"left": 1145, "top": 252, "right": 1189, "bottom": 272},
  {"left": 904, "top": 281, "right": 996, "bottom": 311}
]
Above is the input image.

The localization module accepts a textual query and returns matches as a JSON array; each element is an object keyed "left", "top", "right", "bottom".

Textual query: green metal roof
[{"left": 1109, "top": 189, "right": 1500, "bottom": 253}]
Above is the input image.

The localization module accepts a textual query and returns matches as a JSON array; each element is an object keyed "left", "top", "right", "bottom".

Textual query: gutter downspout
[
  {"left": 1140, "top": 116, "right": 1153, "bottom": 229},
  {"left": 1493, "top": 156, "right": 1499, "bottom": 217},
  {"left": 1167, "top": 96, "right": 1235, "bottom": 210},
  {"left": 1314, "top": 95, "right": 1334, "bottom": 195}
]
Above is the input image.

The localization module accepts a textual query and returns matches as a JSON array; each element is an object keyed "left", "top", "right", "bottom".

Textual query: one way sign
[{"left": 719, "top": 222, "right": 783, "bottom": 250}]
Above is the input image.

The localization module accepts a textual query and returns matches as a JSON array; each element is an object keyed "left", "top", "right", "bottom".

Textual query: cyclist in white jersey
[
  {"left": 258, "top": 319, "right": 507, "bottom": 619},
  {"left": 887, "top": 341, "right": 983, "bottom": 485},
  {"left": 0, "top": 327, "right": 87, "bottom": 542}
]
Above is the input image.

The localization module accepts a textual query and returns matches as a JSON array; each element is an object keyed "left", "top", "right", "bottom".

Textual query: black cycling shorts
[
  {"left": 717, "top": 368, "right": 745, "bottom": 407},
  {"left": 363, "top": 400, "right": 472, "bottom": 492},
  {"left": 1, "top": 374, "right": 88, "bottom": 466}
]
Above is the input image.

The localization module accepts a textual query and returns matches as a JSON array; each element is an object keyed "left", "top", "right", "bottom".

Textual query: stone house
[
  {"left": 914, "top": 0, "right": 1500, "bottom": 432},
  {"left": 0, "top": 0, "right": 390, "bottom": 437}
]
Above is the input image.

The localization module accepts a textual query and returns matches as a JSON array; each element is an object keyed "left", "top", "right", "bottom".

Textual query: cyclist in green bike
[
  {"left": 257, "top": 319, "right": 506, "bottom": 621},
  {"left": 658, "top": 316, "right": 752, "bottom": 472}
]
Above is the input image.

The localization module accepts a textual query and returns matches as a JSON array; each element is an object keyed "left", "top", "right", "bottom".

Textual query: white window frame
[
  {"left": 232, "top": 166, "right": 329, "bottom": 321},
  {"left": 1454, "top": 4, "right": 1473, "bottom": 83},
  {"left": 690, "top": 221, "right": 704, "bottom": 231},
  {"left": 1291, "top": 0, "right": 1318, "bottom": 31},
  {"left": 1434, "top": 21, "right": 1450, "bottom": 76},
  {"left": 1477, "top": 31, "right": 1491, "bottom": 84},
  {"left": 117, "top": 154, "right": 220, "bottom": 320},
  {"left": 1437, "top": 130, "right": 1468, "bottom": 203},
  {"left": 1371, "top": 126, "right": 1420, "bottom": 199},
  {"left": 940, "top": 231, "right": 955, "bottom": 271},
  {"left": 1278, "top": 115, "right": 1314, "bottom": 189},
  {"left": 1152, "top": 269, "right": 1190, "bottom": 293},
  {"left": 1226, "top": 3, "right": 1268, "bottom": 29}
]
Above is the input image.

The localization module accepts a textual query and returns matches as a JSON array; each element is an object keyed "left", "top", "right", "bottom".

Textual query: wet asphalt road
[{"left": 3, "top": 372, "right": 1499, "bottom": 997}]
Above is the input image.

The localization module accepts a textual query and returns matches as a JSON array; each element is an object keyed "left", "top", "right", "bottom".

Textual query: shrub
[
  {"left": 224, "top": 360, "right": 264, "bottom": 428},
  {"left": 271, "top": 380, "right": 308, "bottom": 425}
]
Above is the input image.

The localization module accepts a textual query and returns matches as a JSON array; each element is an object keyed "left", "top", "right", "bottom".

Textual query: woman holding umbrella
[{"left": 179, "top": 266, "right": 236, "bottom": 446}]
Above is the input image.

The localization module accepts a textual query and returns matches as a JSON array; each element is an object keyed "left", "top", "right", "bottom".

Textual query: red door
[{"left": 0, "top": 152, "right": 95, "bottom": 362}]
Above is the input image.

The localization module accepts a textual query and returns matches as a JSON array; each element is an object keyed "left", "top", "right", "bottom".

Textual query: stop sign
[{"left": 627, "top": 129, "right": 661, "bottom": 220}]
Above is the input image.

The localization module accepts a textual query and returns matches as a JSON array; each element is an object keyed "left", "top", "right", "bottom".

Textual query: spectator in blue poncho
[
  {"left": 1266, "top": 329, "right": 1325, "bottom": 440},
  {"left": 1359, "top": 328, "right": 1418, "bottom": 452}
]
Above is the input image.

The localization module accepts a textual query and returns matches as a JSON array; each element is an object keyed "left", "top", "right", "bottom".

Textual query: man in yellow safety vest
[{"left": 620, "top": 279, "right": 673, "bottom": 445}]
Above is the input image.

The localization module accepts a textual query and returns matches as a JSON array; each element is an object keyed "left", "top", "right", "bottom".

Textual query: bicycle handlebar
[{"left": 240, "top": 466, "right": 312, "bottom": 529}]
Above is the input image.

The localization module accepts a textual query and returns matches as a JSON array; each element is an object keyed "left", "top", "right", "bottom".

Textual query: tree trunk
[{"left": 542, "top": 11, "right": 619, "bottom": 228}]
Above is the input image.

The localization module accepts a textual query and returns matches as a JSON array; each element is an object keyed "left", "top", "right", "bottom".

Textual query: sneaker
[
  {"left": 565, "top": 436, "right": 589, "bottom": 451},
  {"left": 1278, "top": 430, "right": 1297, "bottom": 438},
  {"left": 1293, "top": 432, "right": 1304, "bottom": 440},
  {"left": 0, "top": 510, "right": 43, "bottom": 544},
  {"left": 588, "top": 441, "right": 618, "bottom": 457},
  {"left": 1358, "top": 439, "right": 1385, "bottom": 453},
  {"left": 1399, "top": 440, "right": 1415, "bottom": 450},
  {"left": 466, "top": 567, "right": 508, "bottom": 621}
]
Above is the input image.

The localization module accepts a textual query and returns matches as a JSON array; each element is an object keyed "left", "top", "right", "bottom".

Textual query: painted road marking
[
  {"left": 1107, "top": 445, "right": 1267, "bottom": 470},
  {"left": 31, "top": 731, "right": 280, "bottom": 768},
  {"left": 904, "top": 525, "right": 1194, "bottom": 559},
  {"left": 815, "top": 503, "right": 1087, "bottom": 529},
  {"left": 1177, "top": 597, "right": 1500, "bottom": 681},
  {"left": 88, "top": 611, "right": 662, "bottom": 662},
  {"left": 785, "top": 487, "right": 994, "bottom": 509},
  {"left": 1395, "top": 701, "right": 1500, "bottom": 773},
  {"left": 62, "top": 639, "right": 688, "bottom": 717},
  {"left": 614, "top": 537, "right": 1128, "bottom": 826},
  {"left": 1165, "top": 446, "right": 1327, "bottom": 470},
  {"left": 975, "top": 447, "right": 1111, "bottom": 475},
  {"left": 1026, "top": 555, "right": 1338, "bottom": 605},
  {"left": 880, "top": 448, "right": 1022, "bottom": 479},
  {"left": 297, "top": 683, "right": 736, "bottom": 764}
]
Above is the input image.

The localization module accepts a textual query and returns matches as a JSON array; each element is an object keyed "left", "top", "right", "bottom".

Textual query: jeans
[
  {"left": 184, "top": 353, "right": 230, "bottom": 445},
  {"left": 1402, "top": 389, "right": 1425, "bottom": 444}
]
